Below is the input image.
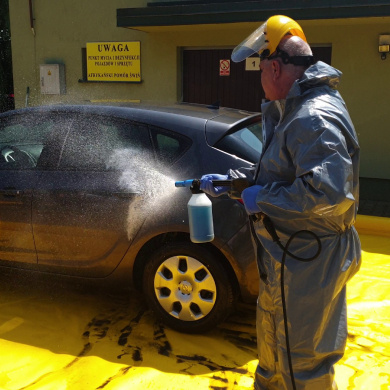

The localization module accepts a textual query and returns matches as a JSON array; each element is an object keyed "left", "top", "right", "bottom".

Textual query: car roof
[{"left": 0, "top": 102, "right": 261, "bottom": 144}]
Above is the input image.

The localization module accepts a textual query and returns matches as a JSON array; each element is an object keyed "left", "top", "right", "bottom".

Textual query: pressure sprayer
[
  {"left": 175, "top": 179, "right": 213, "bottom": 243},
  {"left": 174, "top": 178, "right": 251, "bottom": 243},
  {"left": 176, "top": 177, "right": 323, "bottom": 390}
]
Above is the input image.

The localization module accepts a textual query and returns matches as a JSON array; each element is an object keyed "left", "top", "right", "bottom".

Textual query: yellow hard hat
[{"left": 231, "top": 15, "right": 308, "bottom": 62}]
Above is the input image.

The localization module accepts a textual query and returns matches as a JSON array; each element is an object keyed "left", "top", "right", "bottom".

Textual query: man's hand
[
  {"left": 200, "top": 174, "right": 229, "bottom": 197},
  {"left": 241, "top": 185, "right": 263, "bottom": 214}
]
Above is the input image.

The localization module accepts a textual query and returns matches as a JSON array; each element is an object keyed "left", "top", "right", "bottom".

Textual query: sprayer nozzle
[{"left": 175, "top": 179, "right": 195, "bottom": 188}]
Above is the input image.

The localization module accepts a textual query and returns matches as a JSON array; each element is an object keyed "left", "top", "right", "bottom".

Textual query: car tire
[{"left": 142, "top": 241, "right": 235, "bottom": 333}]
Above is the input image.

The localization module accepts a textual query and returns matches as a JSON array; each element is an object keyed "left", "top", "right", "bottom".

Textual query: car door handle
[{"left": 0, "top": 188, "right": 24, "bottom": 197}]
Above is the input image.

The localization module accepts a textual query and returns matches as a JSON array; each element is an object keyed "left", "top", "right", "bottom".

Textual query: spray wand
[{"left": 175, "top": 178, "right": 251, "bottom": 198}]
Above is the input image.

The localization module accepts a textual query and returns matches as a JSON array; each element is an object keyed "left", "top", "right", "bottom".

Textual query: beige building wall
[{"left": 9, "top": 0, "right": 390, "bottom": 179}]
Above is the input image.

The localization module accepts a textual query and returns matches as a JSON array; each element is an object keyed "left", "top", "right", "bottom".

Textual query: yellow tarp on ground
[{"left": 0, "top": 215, "right": 389, "bottom": 390}]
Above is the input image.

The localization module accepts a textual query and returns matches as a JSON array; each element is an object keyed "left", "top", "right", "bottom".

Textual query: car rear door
[
  {"left": 0, "top": 112, "right": 55, "bottom": 264},
  {"left": 32, "top": 112, "right": 155, "bottom": 277}
]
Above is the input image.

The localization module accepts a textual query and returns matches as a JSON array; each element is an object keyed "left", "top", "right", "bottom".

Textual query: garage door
[{"left": 182, "top": 47, "right": 331, "bottom": 112}]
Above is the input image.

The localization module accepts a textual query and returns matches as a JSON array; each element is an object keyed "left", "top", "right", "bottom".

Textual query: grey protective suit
[{"left": 235, "top": 61, "right": 361, "bottom": 389}]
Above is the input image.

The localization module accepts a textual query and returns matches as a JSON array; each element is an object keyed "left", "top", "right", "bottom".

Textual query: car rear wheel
[{"left": 142, "top": 241, "right": 235, "bottom": 333}]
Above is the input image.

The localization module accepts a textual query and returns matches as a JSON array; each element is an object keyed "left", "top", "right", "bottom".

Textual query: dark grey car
[{"left": 0, "top": 103, "right": 262, "bottom": 333}]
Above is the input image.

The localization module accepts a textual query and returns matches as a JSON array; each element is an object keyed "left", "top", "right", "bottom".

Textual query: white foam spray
[{"left": 107, "top": 149, "right": 177, "bottom": 242}]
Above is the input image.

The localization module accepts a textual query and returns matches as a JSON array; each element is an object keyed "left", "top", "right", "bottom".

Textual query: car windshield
[{"left": 214, "top": 120, "right": 262, "bottom": 164}]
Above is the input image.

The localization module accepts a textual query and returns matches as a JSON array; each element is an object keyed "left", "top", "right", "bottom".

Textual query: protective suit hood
[{"left": 288, "top": 61, "right": 342, "bottom": 98}]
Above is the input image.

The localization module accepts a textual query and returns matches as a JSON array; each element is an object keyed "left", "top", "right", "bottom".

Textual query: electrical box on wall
[{"left": 39, "top": 64, "right": 66, "bottom": 94}]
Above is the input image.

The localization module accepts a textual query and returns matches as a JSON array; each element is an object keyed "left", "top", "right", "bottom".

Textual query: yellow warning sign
[{"left": 86, "top": 41, "right": 141, "bottom": 82}]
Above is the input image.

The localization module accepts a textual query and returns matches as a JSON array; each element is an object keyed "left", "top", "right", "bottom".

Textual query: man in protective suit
[{"left": 201, "top": 15, "right": 361, "bottom": 390}]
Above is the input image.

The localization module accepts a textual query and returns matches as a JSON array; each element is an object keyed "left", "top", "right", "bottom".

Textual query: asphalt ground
[{"left": 0, "top": 214, "right": 388, "bottom": 390}]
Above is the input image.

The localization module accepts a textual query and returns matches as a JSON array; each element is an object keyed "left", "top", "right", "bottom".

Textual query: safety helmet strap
[{"left": 265, "top": 47, "right": 315, "bottom": 67}]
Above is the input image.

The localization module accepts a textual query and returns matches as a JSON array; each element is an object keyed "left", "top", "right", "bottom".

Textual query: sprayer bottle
[{"left": 175, "top": 179, "right": 214, "bottom": 243}]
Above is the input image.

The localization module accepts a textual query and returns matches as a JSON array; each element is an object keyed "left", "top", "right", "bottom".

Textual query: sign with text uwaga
[{"left": 86, "top": 41, "right": 141, "bottom": 82}]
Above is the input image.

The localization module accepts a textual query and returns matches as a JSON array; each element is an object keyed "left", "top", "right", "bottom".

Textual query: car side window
[
  {"left": 58, "top": 115, "right": 153, "bottom": 171},
  {"left": 214, "top": 120, "right": 263, "bottom": 164},
  {"left": 150, "top": 127, "right": 192, "bottom": 166},
  {"left": 0, "top": 113, "right": 56, "bottom": 170}
]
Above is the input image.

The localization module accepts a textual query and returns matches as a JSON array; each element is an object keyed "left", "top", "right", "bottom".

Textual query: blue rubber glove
[
  {"left": 200, "top": 174, "right": 229, "bottom": 197},
  {"left": 241, "top": 185, "right": 263, "bottom": 214}
]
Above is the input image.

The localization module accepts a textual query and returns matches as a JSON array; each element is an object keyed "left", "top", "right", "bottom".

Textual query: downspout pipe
[{"left": 29, "top": 0, "right": 35, "bottom": 36}]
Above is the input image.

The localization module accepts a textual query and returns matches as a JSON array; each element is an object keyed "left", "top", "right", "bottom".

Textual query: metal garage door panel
[{"left": 182, "top": 47, "right": 332, "bottom": 112}]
